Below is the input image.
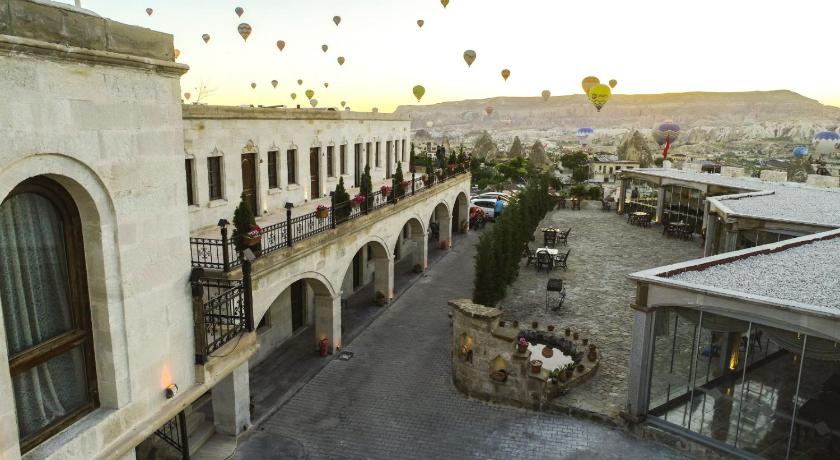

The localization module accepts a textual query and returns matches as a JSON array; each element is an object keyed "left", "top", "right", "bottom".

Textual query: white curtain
[{"left": 0, "top": 193, "right": 85, "bottom": 438}]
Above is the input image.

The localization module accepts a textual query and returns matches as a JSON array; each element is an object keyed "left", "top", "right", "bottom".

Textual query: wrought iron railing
[
  {"left": 154, "top": 411, "right": 190, "bottom": 460},
  {"left": 192, "top": 276, "right": 253, "bottom": 364},
  {"left": 189, "top": 164, "right": 469, "bottom": 272}
]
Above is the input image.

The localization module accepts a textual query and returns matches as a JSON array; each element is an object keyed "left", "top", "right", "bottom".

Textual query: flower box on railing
[
  {"left": 241, "top": 224, "right": 262, "bottom": 247},
  {"left": 351, "top": 194, "right": 365, "bottom": 208},
  {"left": 315, "top": 205, "right": 330, "bottom": 219},
  {"left": 380, "top": 185, "right": 392, "bottom": 196}
]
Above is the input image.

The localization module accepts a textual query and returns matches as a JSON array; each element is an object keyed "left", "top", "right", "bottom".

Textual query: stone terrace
[{"left": 500, "top": 208, "right": 702, "bottom": 418}]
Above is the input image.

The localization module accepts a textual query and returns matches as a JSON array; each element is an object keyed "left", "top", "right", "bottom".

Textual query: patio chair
[
  {"left": 543, "top": 231, "right": 557, "bottom": 248},
  {"left": 558, "top": 197, "right": 566, "bottom": 209},
  {"left": 553, "top": 249, "right": 571, "bottom": 271},
  {"left": 545, "top": 278, "right": 566, "bottom": 311},
  {"left": 535, "top": 250, "right": 553, "bottom": 272},
  {"left": 557, "top": 228, "right": 571, "bottom": 246}
]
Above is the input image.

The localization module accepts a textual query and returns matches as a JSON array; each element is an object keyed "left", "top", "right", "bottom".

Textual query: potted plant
[
  {"left": 564, "top": 328, "right": 571, "bottom": 337},
  {"left": 232, "top": 193, "right": 261, "bottom": 251},
  {"left": 351, "top": 194, "right": 366, "bottom": 208},
  {"left": 576, "top": 364, "right": 585, "bottom": 373},
  {"left": 516, "top": 337, "right": 528, "bottom": 353},
  {"left": 380, "top": 185, "right": 392, "bottom": 196},
  {"left": 315, "top": 204, "right": 330, "bottom": 219},
  {"left": 413, "top": 263, "right": 423, "bottom": 273},
  {"left": 547, "top": 325, "right": 555, "bottom": 332},
  {"left": 530, "top": 359, "right": 543, "bottom": 374},
  {"left": 531, "top": 321, "right": 538, "bottom": 329},
  {"left": 512, "top": 320, "right": 519, "bottom": 328},
  {"left": 375, "top": 290, "right": 388, "bottom": 306},
  {"left": 582, "top": 338, "right": 589, "bottom": 346},
  {"left": 564, "top": 363, "right": 574, "bottom": 380},
  {"left": 541, "top": 346, "right": 554, "bottom": 359},
  {"left": 573, "top": 332, "right": 579, "bottom": 340}
]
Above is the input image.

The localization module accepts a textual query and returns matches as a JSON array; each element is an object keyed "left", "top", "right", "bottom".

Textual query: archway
[
  {"left": 453, "top": 192, "right": 469, "bottom": 235},
  {"left": 338, "top": 238, "right": 392, "bottom": 304},
  {"left": 430, "top": 201, "right": 452, "bottom": 250}
]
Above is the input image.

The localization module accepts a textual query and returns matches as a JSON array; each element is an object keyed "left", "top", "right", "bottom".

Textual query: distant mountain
[{"left": 395, "top": 90, "right": 840, "bottom": 144}]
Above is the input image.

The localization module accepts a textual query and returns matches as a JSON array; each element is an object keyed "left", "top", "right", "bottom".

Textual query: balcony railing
[
  {"left": 154, "top": 411, "right": 190, "bottom": 460},
  {"left": 191, "top": 269, "right": 254, "bottom": 364},
  {"left": 189, "top": 163, "right": 469, "bottom": 272}
]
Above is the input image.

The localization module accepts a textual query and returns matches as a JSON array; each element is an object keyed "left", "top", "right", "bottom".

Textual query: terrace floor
[{"left": 500, "top": 208, "right": 702, "bottom": 418}]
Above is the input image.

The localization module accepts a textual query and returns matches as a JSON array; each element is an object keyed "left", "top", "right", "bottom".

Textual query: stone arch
[
  {"left": 0, "top": 153, "right": 129, "bottom": 409},
  {"left": 430, "top": 200, "right": 452, "bottom": 249},
  {"left": 253, "top": 270, "right": 336, "bottom": 327},
  {"left": 391, "top": 215, "right": 427, "bottom": 273},
  {"left": 338, "top": 237, "right": 392, "bottom": 304},
  {"left": 453, "top": 191, "right": 470, "bottom": 235}
]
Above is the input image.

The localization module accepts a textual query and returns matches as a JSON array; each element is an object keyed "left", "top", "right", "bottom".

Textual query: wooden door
[
  {"left": 241, "top": 153, "right": 258, "bottom": 213},
  {"left": 309, "top": 148, "right": 320, "bottom": 199},
  {"left": 354, "top": 144, "right": 362, "bottom": 186},
  {"left": 291, "top": 280, "right": 305, "bottom": 331}
]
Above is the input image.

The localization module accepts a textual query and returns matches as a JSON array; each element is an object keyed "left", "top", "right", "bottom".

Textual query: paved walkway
[
  {"left": 502, "top": 208, "right": 702, "bottom": 418},
  {"left": 235, "top": 225, "right": 688, "bottom": 459}
]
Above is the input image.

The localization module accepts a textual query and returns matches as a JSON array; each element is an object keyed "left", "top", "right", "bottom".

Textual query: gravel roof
[
  {"left": 626, "top": 168, "right": 840, "bottom": 228},
  {"left": 666, "top": 236, "right": 840, "bottom": 311}
]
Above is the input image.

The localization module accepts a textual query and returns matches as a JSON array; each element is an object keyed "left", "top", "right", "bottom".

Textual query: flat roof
[
  {"left": 622, "top": 168, "right": 840, "bottom": 228},
  {"left": 629, "top": 229, "right": 840, "bottom": 318},
  {"left": 183, "top": 105, "right": 410, "bottom": 122}
]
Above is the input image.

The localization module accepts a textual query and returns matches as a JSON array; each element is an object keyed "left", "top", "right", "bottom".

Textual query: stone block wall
[
  {"left": 720, "top": 166, "right": 745, "bottom": 178},
  {"left": 760, "top": 170, "right": 788, "bottom": 182},
  {"left": 806, "top": 174, "right": 839, "bottom": 188}
]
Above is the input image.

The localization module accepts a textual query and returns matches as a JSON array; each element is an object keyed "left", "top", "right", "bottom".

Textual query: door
[
  {"left": 352, "top": 250, "right": 362, "bottom": 288},
  {"left": 354, "top": 144, "right": 362, "bottom": 186},
  {"left": 310, "top": 147, "right": 320, "bottom": 199},
  {"left": 291, "top": 280, "right": 305, "bottom": 331},
  {"left": 241, "top": 153, "right": 258, "bottom": 214}
]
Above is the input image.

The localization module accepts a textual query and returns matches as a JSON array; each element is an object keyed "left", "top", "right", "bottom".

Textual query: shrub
[
  {"left": 232, "top": 193, "right": 257, "bottom": 252},
  {"left": 394, "top": 161, "right": 405, "bottom": 197},
  {"left": 333, "top": 177, "right": 351, "bottom": 221},
  {"left": 588, "top": 185, "right": 603, "bottom": 200},
  {"left": 570, "top": 184, "right": 588, "bottom": 198}
]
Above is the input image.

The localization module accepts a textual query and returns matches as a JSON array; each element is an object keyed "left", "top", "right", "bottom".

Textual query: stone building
[{"left": 0, "top": 2, "right": 470, "bottom": 459}]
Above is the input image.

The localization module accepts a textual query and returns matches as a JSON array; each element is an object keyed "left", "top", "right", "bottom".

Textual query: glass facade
[
  {"left": 736, "top": 229, "right": 800, "bottom": 251},
  {"left": 647, "top": 307, "right": 840, "bottom": 459},
  {"left": 662, "top": 185, "right": 704, "bottom": 235},
  {"left": 623, "top": 178, "right": 658, "bottom": 215}
]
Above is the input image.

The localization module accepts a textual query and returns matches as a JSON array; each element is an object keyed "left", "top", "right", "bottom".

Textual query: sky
[{"left": 62, "top": 0, "right": 840, "bottom": 112}]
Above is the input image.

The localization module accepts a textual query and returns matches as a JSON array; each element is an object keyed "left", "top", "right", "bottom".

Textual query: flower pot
[
  {"left": 582, "top": 338, "right": 589, "bottom": 346},
  {"left": 316, "top": 208, "right": 329, "bottom": 219},
  {"left": 573, "top": 332, "right": 579, "bottom": 340},
  {"left": 531, "top": 321, "right": 538, "bottom": 329},
  {"left": 576, "top": 364, "right": 585, "bottom": 373},
  {"left": 516, "top": 342, "right": 528, "bottom": 353},
  {"left": 530, "top": 360, "right": 543, "bottom": 374},
  {"left": 547, "top": 325, "right": 555, "bottom": 332},
  {"left": 589, "top": 344, "right": 596, "bottom": 352},
  {"left": 564, "top": 369, "right": 574, "bottom": 379},
  {"left": 350, "top": 201, "right": 361, "bottom": 209},
  {"left": 588, "top": 350, "right": 598, "bottom": 362},
  {"left": 564, "top": 328, "right": 571, "bottom": 337},
  {"left": 512, "top": 321, "right": 519, "bottom": 328},
  {"left": 541, "top": 347, "right": 554, "bottom": 359},
  {"left": 241, "top": 235, "right": 261, "bottom": 247}
]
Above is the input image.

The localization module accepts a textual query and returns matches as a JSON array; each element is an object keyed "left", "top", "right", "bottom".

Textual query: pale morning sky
[{"left": 62, "top": 0, "right": 840, "bottom": 112}]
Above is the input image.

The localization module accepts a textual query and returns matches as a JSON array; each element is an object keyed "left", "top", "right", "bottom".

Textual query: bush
[
  {"left": 333, "top": 177, "right": 350, "bottom": 221},
  {"left": 570, "top": 184, "right": 588, "bottom": 198},
  {"left": 588, "top": 185, "right": 603, "bottom": 200},
  {"left": 394, "top": 162, "right": 405, "bottom": 197},
  {"left": 232, "top": 193, "right": 257, "bottom": 252},
  {"left": 360, "top": 164, "right": 372, "bottom": 197}
]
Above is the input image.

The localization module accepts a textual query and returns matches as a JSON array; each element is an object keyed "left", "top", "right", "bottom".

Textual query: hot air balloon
[
  {"left": 441, "top": 0, "right": 449, "bottom": 8},
  {"left": 251, "top": 82, "right": 257, "bottom": 89},
  {"left": 341, "top": 101, "right": 346, "bottom": 108},
  {"left": 501, "top": 69, "right": 510, "bottom": 81},
  {"left": 146, "top": 8, "right": 153, "bottom": 16},
  {"left": 238, "top": 23, "right": 252, "bottom": 42},
  {"left": 609, "top": 79, "right": 617, "bottom": 88},
  {"left": 653, "top": 122, "right": 681, "bottom": 160},
  {"left": 305, "top": 89, "right": 315, "bottom": 99},
  {"left": 184, "top": 92, "right": 191, "bottom": 101},
  {"left": 463, "top": 50, "right": 476, "bottom": 67},
  {"left": 792, "top": 146, "right": 809, "bottom": 158},
  {"left": 174, "top": 49, "right": 180, "bottom": 59},
  {"left": 291, "top": 93, "right": 297, "bottom": 100},
  {"left": 321, "top": 44, "right": 328, "bottom": 53},
  {"left": 310, "top": 99, "right": 318, "bottom": 108},
  {"left": 276, "top": 40, "right": 285, "bottom": 51},
  {"left": 541, "top": 90, "right": 551, "bottom": 102},
  {"left": 337, "top": 56, "right": 345, "bottom": 66},
  {"left": 417, "top": 19, "right": 425, "bottom": 28},
  {"left": 485, "top": 106, "right": 494, "bottom": 116},
  {"left": 235, "top": 7, "right": 244, "bottom": 17},
  {"left": 333, "top": 16, "right": 341, "bottom": 26},
  {"left": 814, "top": 131, "right": 840, "bottom": 156},
  {"left": 297, "top": 79, "right": 303, "bottom": 86},
  {"left": 576, "top": 128, "right": 594, "bottom": 147},
  {"left": 581, "top": 76, "right": 600, "bottom": 95},
  {"left": 271, "top": 80, "right": 278, "bottom": 88},
  {"left": 202, "top": 34, "right": 211, "bottom": 44},
  {"left": 372, "top": 107, "right": 379, "bottom": 113},
  {"left": 413, "top": 85, "right": 426, "bottom": 102},
  {"left": 587, "top": 84, "right": 611, "bottom": 112},
  {"left": 324, "top": 82, "right": 329, "bottom": 88}
]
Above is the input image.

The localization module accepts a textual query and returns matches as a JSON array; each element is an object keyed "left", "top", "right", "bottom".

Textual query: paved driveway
[{"left": 234, "top": 226, "right": 688, "bottom": 459}]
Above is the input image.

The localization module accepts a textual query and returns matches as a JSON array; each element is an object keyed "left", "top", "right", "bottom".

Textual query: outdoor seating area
[
  {"left": 662, "top": 220, "right": 692, "bottom": 240},
  {"left": 628, "top": 211, "right": 652, "bottom": 227},
  {"left": 525, "top": 227, "right": 573, "bottom": 274}
]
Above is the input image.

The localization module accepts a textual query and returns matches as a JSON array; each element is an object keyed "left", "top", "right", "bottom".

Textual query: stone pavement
[
  {"left": 501, "top": 208, "right": 702, "bottom": 418},
  {"left": 234, "top": 225, "right": 689, "bottom": 459}
]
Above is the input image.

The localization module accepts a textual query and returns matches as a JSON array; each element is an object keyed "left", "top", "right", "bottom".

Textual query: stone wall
[
  {"left": 760, "top": 170, "right": 788, "bottom": 182},
  {"left": 806, "top": 174, "right": 839, "bottom": 188}
]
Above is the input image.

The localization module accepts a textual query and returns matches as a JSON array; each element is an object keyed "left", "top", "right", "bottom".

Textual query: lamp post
[
  {"left": 284, "top": 202, "right": 294, "bottom": 247},
  {"left": 218, "top": 219, "right": 230, "bottom": 272}
]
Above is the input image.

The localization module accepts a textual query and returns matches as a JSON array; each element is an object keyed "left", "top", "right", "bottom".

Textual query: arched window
[{"left": 0, "top": 176, "right": 98, "bottom": 452}]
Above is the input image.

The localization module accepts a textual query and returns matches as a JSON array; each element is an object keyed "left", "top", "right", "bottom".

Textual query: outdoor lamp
[
  {"left": 165, "top": 383, "right": 178, "bottom": 399},
  {"left": 217, "top": 218, "right": 229, "bottom": 228},
  {"left": 284, "top": 202, "right": 294, "bottom": 210}
]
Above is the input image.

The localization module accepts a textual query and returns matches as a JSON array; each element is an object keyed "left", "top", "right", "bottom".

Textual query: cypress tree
[
  {"left": 394, "top": 161, "right": 405, "bottom": 197},
  {"left": 333, "top": 177, "right": 350, "bottom": 221}
]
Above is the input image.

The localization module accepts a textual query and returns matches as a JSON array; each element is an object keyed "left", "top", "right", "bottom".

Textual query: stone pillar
[
  {"left": 626, "top": 308, "right": 656, "bottom": 418},
  {"left": 314, "top": 293, "right": 342, "bottom": 352},
  {"left": 703, "top": 215, "right": 717, "bottom": 257},
  {"left": 438, "top": 214, "right": 452, "bottom": 249},
  {"left": 655, "top": 186, "right": 665, "bottom": 224},
  {"left": 117, "top": 448, "right": 137, "bottom": 460},
  {"left": 617, "top": 178, "right": 628, "bottom": 214},
  {"left": 411, "top": 233, "right": 428, "bottom": 271},
  {"left": 373, "top": 256, "right": 394, "bottom": 301},
  {"left": 212, "top": 362, "right": 251, "bottom": 436}
]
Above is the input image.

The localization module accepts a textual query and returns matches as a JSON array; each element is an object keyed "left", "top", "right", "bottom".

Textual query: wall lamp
[{"left": 165, "top": 383, "right": 179, "bottom": 399}]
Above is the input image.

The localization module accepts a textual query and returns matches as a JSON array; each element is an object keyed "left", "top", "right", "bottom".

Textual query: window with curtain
[
  {"left": 0, "top": 177, "right": 98, "bottom": 453},
  {"left": 207, "top": 156, "right": 223, "bottom": 200},
  {"left": 287, "top": 149, "right": 297, "bottom": 184},
  {"left": 267, "top": 151, "right": 278, "bottom": 189}
]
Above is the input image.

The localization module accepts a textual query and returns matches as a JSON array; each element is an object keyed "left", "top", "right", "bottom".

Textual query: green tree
[
  {"left": 333, "top": 177, "right": 351, "bottom": 221},
  {"left": 561, "top": 151, "right": 588, "bottom": 171},
  {"left": 394, "top": 161, "right": 405, "bottom": 197},
  {"left": 409, "top": 143, "right": 416, "bottom": 172},
  {"left": 360, "top": 164, "right": 372, "bottom": 198},
  {"left": 232, "top": 193, "right": 257, "bottom": 252},
  {"left": 509, "top": 136, "right": 523, "bottom": 158},
  {"left": 572, "top": 167, "right": 589, "bottom": 184}
]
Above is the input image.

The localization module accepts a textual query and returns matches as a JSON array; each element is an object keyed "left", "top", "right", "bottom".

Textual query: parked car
[
  {"left": 474, "top": 192, "right": 511, "bottom": 202},
  {"left": 470, "top": 198, "right": 497, "bottom": 219}
]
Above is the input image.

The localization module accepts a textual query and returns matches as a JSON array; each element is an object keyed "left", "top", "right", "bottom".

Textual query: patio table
[{"left": 537, "top": 248, "right": 559, "bottom": 256}]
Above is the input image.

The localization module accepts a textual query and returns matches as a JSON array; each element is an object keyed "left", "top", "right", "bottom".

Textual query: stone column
[
  {"left": 438, "top": 214, "right": 452, "bottom": 249},
  {"left": 626, "top": 308, "right": 656, "bottom": 418},
  {"left": 212, "top": 362, "right": 251, "bottom": 436},
  {"left": 703, "top": 215, "right": 717, "bottom": 257},
  {"left": 411, "top": 233, "right": 428, "bottom": 271},
  {"left": 373, "top": 256, "right": 394, "bottom": 301},
  {"left": 617, "top": 178, "right": 628, "bottom": 214},
  {"left": 314, "top": 293, "right": 341, "bottom": 352},
  {"left": 655, "top": 186, "right": 665, "bottom": 224}
]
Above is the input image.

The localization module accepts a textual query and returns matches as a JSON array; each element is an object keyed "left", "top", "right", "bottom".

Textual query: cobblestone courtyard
[
  {"left": 234, "top": 224, "right": 689, "bottom": 459},
  {"left": 502, "top": 208, "right": 702, "bottom": 417}
]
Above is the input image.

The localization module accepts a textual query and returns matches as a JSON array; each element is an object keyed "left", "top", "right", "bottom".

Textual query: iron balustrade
[
  {"left": 193, "top": 277, "right": 252, "bottom": 364},
  {"left": 154, "top": 411, "right": 190, "bottom": 460},
  {"left": 188, "top": 163, "right": 469, "bottom": 272}
]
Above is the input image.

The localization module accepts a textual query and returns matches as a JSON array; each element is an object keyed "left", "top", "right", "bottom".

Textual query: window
[
  {"left": 366, "top": 142, "right": 372, "bottom": 168},
  {"left": 0, "top": 177, "right": 98, "bottom": 453},
  {"left": 268, "top": 151, "right": 279, "bottom": 189},
  {"left": 207, "top": 156, "right": 223, "bottom": 201},
  {"left": 287, "top": 149, "right": 297, "bottom": 184},
  {"left": 327, "top": 146, "right": 335, "bottom": 177},
  {"left": 340, "top": 145, "right": 347, "bottom": 175},
  {"left": 401, "top": 140, "right": 406, "bottom": 163},
  {"left": 185, "top": 158, "right": 196, "bottom": 205},
  {"left": 375, "top": 142, "right": 381, "bottom": 167}
]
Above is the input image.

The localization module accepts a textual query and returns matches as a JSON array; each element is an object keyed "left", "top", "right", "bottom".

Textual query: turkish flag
[{"left": 662, "top": 136, "right": 671, "bottom": 160}]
